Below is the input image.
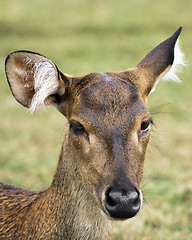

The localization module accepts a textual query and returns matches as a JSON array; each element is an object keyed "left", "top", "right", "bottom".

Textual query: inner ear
[{"left": 5, "top": 51, "right": 66, "bottom": 112}]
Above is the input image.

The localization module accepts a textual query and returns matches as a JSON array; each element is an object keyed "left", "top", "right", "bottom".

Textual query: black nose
[{"left": 105, "top": 187, "right": 141, "bottom": 219}]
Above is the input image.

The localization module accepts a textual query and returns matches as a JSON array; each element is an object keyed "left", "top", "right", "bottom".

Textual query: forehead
[{"left": 72, "top": 73, "right": 148, "bottom": 126}]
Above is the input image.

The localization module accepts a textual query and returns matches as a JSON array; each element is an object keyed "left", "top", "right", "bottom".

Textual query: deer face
[
  {"left": 5, "top": 27, "right": 184, "bottom": 220},
  {"left": 65, "top": 72, "right": 152, "bottom": 219}
]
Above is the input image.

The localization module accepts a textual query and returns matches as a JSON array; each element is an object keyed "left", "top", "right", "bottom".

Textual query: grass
[{"left": 0, "top": 0, "right": 192, "bottom": 239}]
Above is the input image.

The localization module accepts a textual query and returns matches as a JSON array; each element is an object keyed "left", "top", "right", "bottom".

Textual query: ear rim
[{"left": 5, "top": 50, "right": 67, "bottom": 112}]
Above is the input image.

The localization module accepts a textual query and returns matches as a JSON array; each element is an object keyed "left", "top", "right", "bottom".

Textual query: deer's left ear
[{"left": 124, "top": 26, "right": 185, "bottom": 99}]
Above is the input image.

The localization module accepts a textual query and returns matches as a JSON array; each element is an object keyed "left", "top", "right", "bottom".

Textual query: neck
[{"left": 49, "top": 140, "right": 112, "bottom": 240}]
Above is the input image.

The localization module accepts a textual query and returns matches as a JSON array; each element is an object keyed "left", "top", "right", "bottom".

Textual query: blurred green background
[{"left": 0, "top": 0, "right": 191, "bottom": 239}]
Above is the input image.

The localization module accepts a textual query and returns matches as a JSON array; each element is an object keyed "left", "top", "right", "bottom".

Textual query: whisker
[{"left": 149, "top": 103, "right": 170, "bottom": 115}]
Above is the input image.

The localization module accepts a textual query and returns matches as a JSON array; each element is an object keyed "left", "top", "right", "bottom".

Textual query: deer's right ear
[
  {"left": 5, "top": 51, "right": 70, "bottom": 112},
  {"left": 122, "top": 26, "right": 185, "bottom": 100}
]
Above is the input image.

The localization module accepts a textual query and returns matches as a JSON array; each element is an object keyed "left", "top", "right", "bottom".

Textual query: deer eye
[
  {"left": 70, "top": 122, "right": 85, "bottom": 134},
  {"left": 140, "top": 119, "right": 153, "bottom": 132},
  {"left": 141, "top": 121, "right": 149, "bottom": 131}
]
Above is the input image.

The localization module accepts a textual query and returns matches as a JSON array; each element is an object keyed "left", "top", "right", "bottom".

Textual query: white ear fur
[
  {"left": 162, "top": 40, "right": 186, "bottom": 83},
  {"left": 150, "top": 39, "right": 186, "bottom": 94},
  {"left": 30, "top": 60, "right": 61, "bottom": 113}
]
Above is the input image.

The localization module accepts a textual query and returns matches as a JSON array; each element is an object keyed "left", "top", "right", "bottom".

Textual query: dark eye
[
  {"left": 141, "top": 121, "right": 150, "bottom": 131},
  {"left": 70, "top": 122, "right": 85, "bottom": 134}
]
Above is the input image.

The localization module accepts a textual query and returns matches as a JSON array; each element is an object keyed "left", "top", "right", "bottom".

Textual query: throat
[
  {"left": 50, "top": 145, "right": 112, "bottom": 239},
  {"left": 72, "top": 184, "right": 112, "bottom": 240},
  {"left": 50, "top": 170, "right": 112, "bottom": 240}
]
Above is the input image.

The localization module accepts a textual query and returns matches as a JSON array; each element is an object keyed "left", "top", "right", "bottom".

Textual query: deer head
[{"left": 5, "top": 27, "right": 184, "bottom": 220}]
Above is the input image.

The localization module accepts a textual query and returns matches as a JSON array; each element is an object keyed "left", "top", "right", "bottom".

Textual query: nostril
[
  {"left": 105, "top": 188, "right": 116, "bottom": 207},
  {"left": 131, "top": 188, "right": 140, "bottom": 210}
]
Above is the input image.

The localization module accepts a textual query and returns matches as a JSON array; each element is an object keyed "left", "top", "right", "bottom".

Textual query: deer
[{"left": 0, "top": 27, "right": 185, "bottom": 240}]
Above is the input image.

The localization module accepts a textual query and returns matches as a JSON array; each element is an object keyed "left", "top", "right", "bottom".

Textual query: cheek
[
  {"left": 82, "top": 151, "right": 109, "bottom": 185},
  {"left": 70, "top": 134, "right": 108, "bottom": 188},
  {"left": 137, "top": 133, "right": 150, "bottom": 182},
  {"left": 70, "top": 131, "right": 89, "bottom": 151},
  {"left": 125, "top": 132, "right": 150, "bottom": 184},
  {"left": 138, "top": 130, "right": 150, "bottom": 153},
  {"left": 128, "top": 131, "right": 150, "bottom": 156},
  {"left": 136, "top": 161, "right": 145, "bottom": 184}
]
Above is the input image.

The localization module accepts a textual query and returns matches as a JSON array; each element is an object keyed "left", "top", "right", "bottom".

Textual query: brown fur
[{"left": 0, "top": 28, "right": 182, "bottom": 239}]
